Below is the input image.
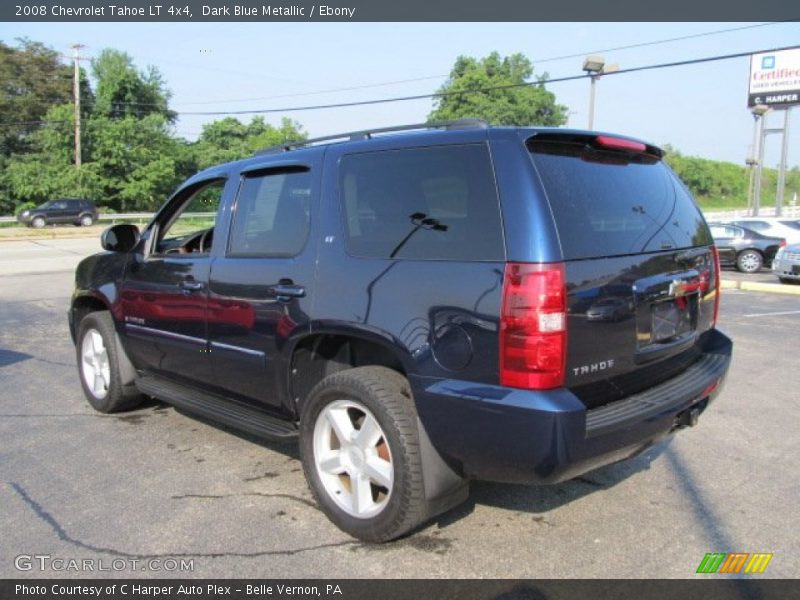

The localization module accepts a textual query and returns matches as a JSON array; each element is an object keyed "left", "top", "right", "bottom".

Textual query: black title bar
[
  {"left": 3, "top": 0, "right": 800, "bottom": 22},
  {"left": 1, "top": 579, "right": 796, "bottom": 600}
]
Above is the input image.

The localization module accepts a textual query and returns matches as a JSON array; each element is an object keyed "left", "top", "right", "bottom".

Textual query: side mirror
[{"left": 101, "top": 224, "right": 140, "bottom": 253}]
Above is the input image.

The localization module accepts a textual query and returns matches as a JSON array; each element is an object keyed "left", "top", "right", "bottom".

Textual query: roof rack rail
[{"left": 254, "top": 118, "right": 489, "bottom": 155}]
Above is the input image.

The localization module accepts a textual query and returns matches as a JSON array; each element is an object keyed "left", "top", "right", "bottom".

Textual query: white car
[
  {"left": 773, "top": 243, "right": 800, "bottom": 283},
  {"left": 722, "top": 218, "right": 800, "bottom": 244}
]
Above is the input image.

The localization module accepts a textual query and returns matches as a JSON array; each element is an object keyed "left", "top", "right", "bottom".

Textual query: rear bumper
[{"left": 411, "top": 328, "right": 732, "bottom": 485}]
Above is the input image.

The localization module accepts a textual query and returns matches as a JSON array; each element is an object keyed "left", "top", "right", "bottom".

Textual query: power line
[
  {"left": 174, "top": 44, "right": 800, "bottom": 117},
  {"left": 167, "top": 21, "right": 789, "bottom": 107},
  {"left": 28, "top": 20, "right": 787, "bottom": 110},
  {"left": 3, "top": 43, "right": 798, "bottom": 127}
]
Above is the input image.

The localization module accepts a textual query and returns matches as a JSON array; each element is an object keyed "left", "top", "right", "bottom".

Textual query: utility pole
[{"left": 71, "top": 43, "right": 85, "bottom": 168}]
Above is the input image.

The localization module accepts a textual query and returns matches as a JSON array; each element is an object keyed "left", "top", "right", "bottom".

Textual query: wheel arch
[
  {"left": 70, "top": 293, "right": 111, "bottom": 342},
  {"left": 288, "top": 326, "right": 413, "bottom": 418}
]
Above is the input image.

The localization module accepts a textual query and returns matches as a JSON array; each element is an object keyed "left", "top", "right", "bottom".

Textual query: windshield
[
  {"left": 528, "top": 136, "right": 712, "bottom": 260},
  {"left": 37, "top": 201, "right": 53, "bottom": 209}
]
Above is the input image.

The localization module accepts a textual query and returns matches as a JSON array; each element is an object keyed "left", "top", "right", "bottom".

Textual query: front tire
[
  {"left": 736, "top": 249, "right": 763, "bottom": 273},
  {"left": 300, "top": 366, "right": 427, "bottom": 542},
  {"left": 76, "top": 311, "right": 142, "bottom": 413},
  {"left": 31, "top": 216, "right": 45, "bottom": 228}
]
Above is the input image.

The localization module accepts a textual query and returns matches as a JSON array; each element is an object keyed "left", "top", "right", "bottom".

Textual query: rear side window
[
  {"left": 339, "top": 144, "right": 504, "bottom": 261},
  {"left": 528, "top": 137, "right": 712, "bottom": 260},
  {"left": 228, "top": 168, "right": 312, "bottom": 258}
]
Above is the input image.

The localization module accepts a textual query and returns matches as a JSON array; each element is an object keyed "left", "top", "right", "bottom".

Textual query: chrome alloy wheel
[
  {"left": 81, "top": 328, "right": 110, "bottom": 399},
  {"left": 313, "top": 400, "right": 394, "bottom": 519},
  {"left": 739, "top": 251, "right": 761, "bottom": 273}
]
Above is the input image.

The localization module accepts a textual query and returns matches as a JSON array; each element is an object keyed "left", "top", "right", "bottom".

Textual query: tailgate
[
  {"left": 565, "top": 248, "right": 717, "bottom": 408},
  {"left": 526, "top": 132, "right": 717, "bottom": 408}
]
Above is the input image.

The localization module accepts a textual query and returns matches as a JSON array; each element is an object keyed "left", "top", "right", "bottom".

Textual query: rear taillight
[
  {"left": 500, "top": 262, "right": 567, "bottom": 390},
  {"left": 711, "top": 245, "right": 721, "bottom": 328},
  {"left": 780, "top": 239, "right": 787, "bottom": 248}
]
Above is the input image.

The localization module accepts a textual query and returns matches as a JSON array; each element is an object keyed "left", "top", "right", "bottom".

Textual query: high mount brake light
[
  {"left": 595, "top": 136, "right": 647, "bottom": 153},
  {"left": 500, "top": 263, "right": 567, "bottom": 390}
]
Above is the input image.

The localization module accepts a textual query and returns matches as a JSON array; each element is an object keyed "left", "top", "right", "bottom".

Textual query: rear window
[
  {"left": 528, "top": 136, "right": 711, "bottom": 260},
  {"left": 339, "top": 144, "right": 504, "bottom": 261},
  {"left": 780, "top": 220, "right": 800, "bottom": 231},
  {"left": 733, "top": 220, "right": 769, "bottom": 233}
]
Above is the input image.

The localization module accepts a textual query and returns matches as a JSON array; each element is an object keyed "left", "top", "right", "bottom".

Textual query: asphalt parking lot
[{"left": 0, "top": 244, "right": 798, "bottom": 579}]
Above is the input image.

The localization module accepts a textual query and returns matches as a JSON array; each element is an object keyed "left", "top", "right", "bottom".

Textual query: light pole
[
  {"left": 582, "top": 56, "right": 618, "bottom": 130},
  {"left": 753, "top": 104, "right": 770, "bottom": 217},
  {"left": 747, "top": 104, "right": 769, "bottom": 215}
]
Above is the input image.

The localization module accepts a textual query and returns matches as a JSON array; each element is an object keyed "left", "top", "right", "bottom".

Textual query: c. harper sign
[{"left": 748, "top": 47, "right": 800, "bottom": 108}]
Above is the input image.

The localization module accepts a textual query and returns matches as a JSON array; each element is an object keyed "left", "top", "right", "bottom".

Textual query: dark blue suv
[{"left": 69, "top": 121, "right": 732, "bottom": 541}]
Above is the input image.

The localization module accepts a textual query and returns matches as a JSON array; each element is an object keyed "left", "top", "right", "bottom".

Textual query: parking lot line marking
[{"left": 744, "top": 310, "right": 800, "bottom": 318}]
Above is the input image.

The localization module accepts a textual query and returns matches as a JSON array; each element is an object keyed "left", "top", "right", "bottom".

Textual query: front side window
[
  {"left": 339, "top": 144, "right": 504, "bottom": 261},
  {"left": 154, "top": 180, "right": 224, "bottom": 255},
  {"left": 228, "top": 168, "right": 312, "bottom": 258}
]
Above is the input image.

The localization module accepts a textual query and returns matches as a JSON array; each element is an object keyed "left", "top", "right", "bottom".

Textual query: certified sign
[{"left": 748, "top": 47, "right": 800, "bottom": 107}]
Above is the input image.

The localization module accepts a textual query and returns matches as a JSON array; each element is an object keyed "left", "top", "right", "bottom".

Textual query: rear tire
[
  {"left": 299, "top": 366, "right": 427, "bottom": 542},
  {"left": 80, "top": 214, "right": 94, "bottom": 227},
  {"left": 76, "top": 311, "right": 143, "bottom": 413},
  {"left": 736, "top": 250, "right": 763, "bottom": 273}
]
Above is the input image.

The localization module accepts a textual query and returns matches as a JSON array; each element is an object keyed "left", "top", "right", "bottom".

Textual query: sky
[{"left": 2, "top": 21, "right": 799, "bottom": 169}]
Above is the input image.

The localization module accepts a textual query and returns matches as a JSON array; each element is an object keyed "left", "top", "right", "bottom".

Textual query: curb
[{"left": 721, "top": 279, "right": 800, "bottom": 296}]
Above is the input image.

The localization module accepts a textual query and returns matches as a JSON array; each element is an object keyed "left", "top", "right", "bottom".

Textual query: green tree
[
  {"left": 0, "top": 39, "right": 92, "bottom": 156},
  {"left": 87, "top": 113, "right": 192, "bottom": 211},
  {"left": 91, "top": 49, "right": 175, "bottom": 122},
  {"left": 192, "top": 116, "right": 306, "bottom": 169},
  {"left": 428, "top": 52, "right": 567, "bottom": 126},
  {"left": 662, "top": 145, "right": 772, "bottom": 210},
  {"left": 0, "top": 104, "right": 191, "bottom": 213},
  {"left": 0, "top": 104, "right": 104, "bottom": 213}
]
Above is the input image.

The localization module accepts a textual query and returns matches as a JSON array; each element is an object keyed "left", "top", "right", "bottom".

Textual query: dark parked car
[
  {"left": 69, "top": 121, "right": 732, "bottom": 542},
  {"left": 708, "top": 222, "right": 785, "bottom": 273},
  {"left": 586, "top": 297, "right": 633, "bottom": 322},
  {"left": 18, "top": 198, "right": 98, "bottom": 228}
]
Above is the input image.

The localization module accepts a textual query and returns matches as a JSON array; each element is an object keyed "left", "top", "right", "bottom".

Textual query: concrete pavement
[
  {"left": 0, "top": 271, "right": 798, "bottom": 578},
  {"left": 0, "top": 238, "right": 102, "bottom": 276}
]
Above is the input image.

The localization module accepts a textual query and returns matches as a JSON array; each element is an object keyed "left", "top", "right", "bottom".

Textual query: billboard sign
[{"left": 748, "top": 47, "right": 800, "bottom": 107}]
